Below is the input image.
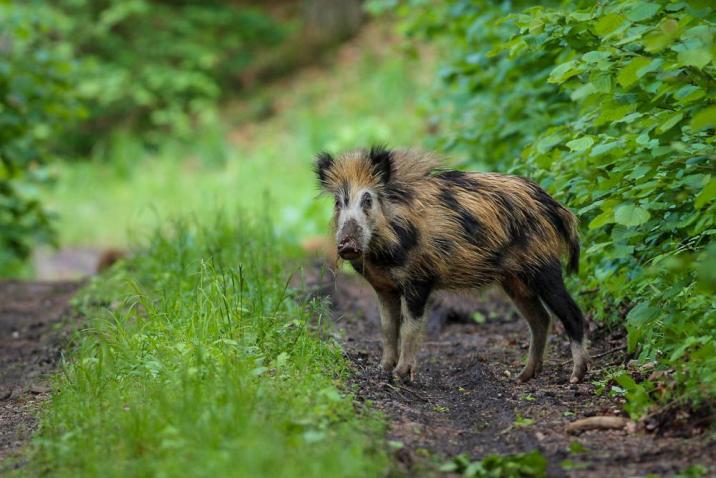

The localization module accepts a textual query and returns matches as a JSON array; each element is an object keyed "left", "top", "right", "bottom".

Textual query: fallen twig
[
  {"left": 566, "top": 416, "right": 630, "bottom": 434},
  {"left": 380, "top": 382, "right": 410, "bottom": 402},
  {"left": 394, "top": 384, "right": 432, "bottom": 403}
]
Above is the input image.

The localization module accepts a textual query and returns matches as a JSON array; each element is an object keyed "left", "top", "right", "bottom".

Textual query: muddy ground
[
  {"left": 1, "top": 260, "right": 713, "bottom": 477},
  {"left": 0, "top": 280, "right": 82, "bottom": 472},
  {"left": 303, "top": 264, "right": 715, "bottom": 477}
]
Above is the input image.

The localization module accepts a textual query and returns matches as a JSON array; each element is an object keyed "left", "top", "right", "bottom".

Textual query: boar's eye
[
  {"left": 360, "top": 192, "right": 373, "bottom": 211},
  {"left": 334, "top": 196, "right": 341, "bottom": 209}
]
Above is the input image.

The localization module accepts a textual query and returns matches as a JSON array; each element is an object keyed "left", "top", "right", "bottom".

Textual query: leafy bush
[
  {"left": 50, "top": 0, "right": 287, "bottom": 151},
  {"left": 381, "top": 0, "right": 716, "bottom": 412},
  {"left": 0, "top": 4, "right": 82, "bottom": 274}
]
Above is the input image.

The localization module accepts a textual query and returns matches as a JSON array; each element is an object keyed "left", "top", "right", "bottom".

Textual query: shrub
[
  {"left": 0, "top": 4, "right": 82, "bottom": 274},
  {"left": 49, "top": 0, "right": 287, "bottom": 151},
  {"left": 381, "top": 0, "right": 716, "bottom": 412}
]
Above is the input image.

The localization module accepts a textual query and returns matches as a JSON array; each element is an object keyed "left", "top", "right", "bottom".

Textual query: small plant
[
  {"left": 440, "top": 451, "right": 547, "bottom": 478},
  {"left": 514, "top": 415, "right": 535, "bottom": 428}
]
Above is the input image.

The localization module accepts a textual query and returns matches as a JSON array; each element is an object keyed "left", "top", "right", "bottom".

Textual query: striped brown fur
[{"left": 315, "top": 146, "right": 588, "bottom": 384}]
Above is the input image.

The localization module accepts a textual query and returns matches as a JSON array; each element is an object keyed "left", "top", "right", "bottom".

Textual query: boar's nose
[{"left": 337, "top": 219, "right": 362, "bottom": 260}]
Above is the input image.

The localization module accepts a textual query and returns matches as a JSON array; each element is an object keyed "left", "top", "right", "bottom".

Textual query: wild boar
[{"left": 315, "top": 146, "right": 588, "bottom": 384}]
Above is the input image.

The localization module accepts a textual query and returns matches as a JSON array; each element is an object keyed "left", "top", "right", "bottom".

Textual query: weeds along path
[
  {"left": 0, "top": 280, "right": 81, "bottom": 471},
  {"left": 303, "top": 264, "right": 715, "bottom": 477}
]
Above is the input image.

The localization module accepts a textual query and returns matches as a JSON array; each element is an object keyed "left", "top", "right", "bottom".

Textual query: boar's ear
[
  {"left": 314, "top": 151, "right": 334, "bottom": 189},
  {"left": 369, "top": 145, "right": 392, "bottom": 184}
]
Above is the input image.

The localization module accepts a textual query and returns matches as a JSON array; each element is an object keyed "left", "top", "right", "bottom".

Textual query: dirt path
[
  {"left": 0, "top": 280, "right": 81, "bottom": 472},
  {"left": 303, "top": 264, "right": 715, "bottom": 477}
]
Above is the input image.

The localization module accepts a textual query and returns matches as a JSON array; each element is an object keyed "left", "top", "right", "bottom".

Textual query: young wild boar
[{"left": 315, "top": 146, "right": 589, "bottom": 384}]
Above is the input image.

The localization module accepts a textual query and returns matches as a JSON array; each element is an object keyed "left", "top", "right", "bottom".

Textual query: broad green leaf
[
  {"left": 589, "top": 211, "right": 614, "bottom": 229},
  {"left": 614, "top": 204, "right": 651, "bottom": 227},
  {"left": 674, "top": 85, "right": 705, "bottom": 103},
  {"left": 548, "top": 60, "right": 580, "bottom": 84},
  {"left": 582, "top": 50, "right": 611, "bottom": 63},
  {"left": 590, "top": 141, "right": 621, "bottom": 157},
  {"left": 678, "top": 48, "right": 712, "bottom": 69},
  {"left": 617, "top": 56, "right": 652, "bottom": 88},
  {"left": 656, "top": 112, "right": 683, "bottom": 134},
  {"left": 644, "top": 18, "right": 680, "bottom": 52},
  {"left": 695, "top": 178, "right": 716, "bottom": 209},
  {"left": 566, "top": 136, "right": 594, "bottom": 152},
  {"left": 627, "top": 2, "right": 661, "bottom": 21},
  {"left": 594, "top": 13, "right": 627, "bottom": 37},
  {"left": 690, "top": 105, "right": 716, "bottom": 130}
]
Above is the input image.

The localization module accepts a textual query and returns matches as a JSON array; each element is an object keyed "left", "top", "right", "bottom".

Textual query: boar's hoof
[
  {"left": 380, "top": 358, "right": 396, "bottom": 373},
  {"left": 392, "top": 363, "right": 415, "bottom": 382},
  {"left": 569, "top": 362, "right": 588, "bottom": 384},
  {"left": 517, "top": 362, "right": 542, "bottom": 383}
]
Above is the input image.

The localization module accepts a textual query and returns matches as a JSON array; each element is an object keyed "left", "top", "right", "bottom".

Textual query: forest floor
[
  {"left": 0, "top": 280, "right": 82, "bottom": 472},
  {"left": 1, "top": 252, "right": 714, "bottom": 476},
  {"left": 302, "top": 262, "right": 715, "bottom": 477}
]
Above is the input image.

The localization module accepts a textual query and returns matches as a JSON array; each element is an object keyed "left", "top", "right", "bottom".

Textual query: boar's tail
[{"left": 557, "top": 207, "right": 580, "bottom": 275}]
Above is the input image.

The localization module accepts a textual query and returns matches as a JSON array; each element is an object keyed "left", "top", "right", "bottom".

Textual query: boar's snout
[{"left": 337, "top": 219, "right": 363, "bottom": 260}]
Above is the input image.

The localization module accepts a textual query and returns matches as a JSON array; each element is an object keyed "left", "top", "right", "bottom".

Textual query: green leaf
[
  {"left": 677, "top": 49, "right": 712, "bottom": 69},
  {"left": 674, "top": 85, "right": 705, "bottom": 103},
  {"left": 656, "top": 112, "right": 683, "bottom": 134},
  {"left": 566, "top": 136, "right": 594, "bottom": 152},
  {"left": 626, "top": 2, "right": 661, "bottom": 22},
  {"left": 594, "top": 13, "right": 627, "bottom": 37},
  {"left": 548, "top": 60, "right": 580, "bottom": 84},
  {"left": 614, "top": 204, "right": 651, "bottom": 227},
  {"left": 695, "top": 178, "right": 716, "bottom": 209},
  {"left": 617, "top": 56, "right": 652, "bottom": 88},
  {"left": 590, "top": 141, "right": 621, "bottom": 157},
  {"left": 690, "top": 105, "right": 716, "bottom": 130},
  {"left": 589, "top": 211, "right": 614, "bottom": 229}
]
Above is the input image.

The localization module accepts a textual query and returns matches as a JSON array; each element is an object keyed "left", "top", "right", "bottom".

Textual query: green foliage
[
  {"left": 0, "top": 3, "right": 82, "bottom": 274},
  {"left": 387, "top": 0, "right": 716, "bottom": 412},
  {"left": 50, "top": 0, "right": 287, "bottom": 150},
  {"left": 27, "top": 213, "right": 388, "bottom": 476},
  {"left": 44, "top": 45, "right": 429, "bottom": 247},
  {"left": 439, "top": 450, "right": 547, "bottom": 478}
]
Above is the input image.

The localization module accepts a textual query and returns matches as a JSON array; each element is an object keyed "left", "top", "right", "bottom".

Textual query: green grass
[
  {"left": 26, "top": 213, "right": 388, "bottom": 477},
  {"left": 44, "top": 28, "right": 432, "bottom": 247}
]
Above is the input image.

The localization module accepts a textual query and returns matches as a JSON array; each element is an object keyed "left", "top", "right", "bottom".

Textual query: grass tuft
[{"left": 26, "top": 212, "right": 387, "bottom": 477}]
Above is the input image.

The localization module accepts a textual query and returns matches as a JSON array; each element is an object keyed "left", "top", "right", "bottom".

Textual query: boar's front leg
[
  {"left": 394, "top": 279, "right": 433, "bottom": 381},
  {"left": 376, "top": 290, "right": 401, "bottom": 372}
]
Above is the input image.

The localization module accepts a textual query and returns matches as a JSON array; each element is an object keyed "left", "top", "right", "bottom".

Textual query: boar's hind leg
[
  {"left": 394, "top": 280, "right": 433, "bottom": 382},
  {"left": 532, "top": 261, "right": 589, "bottom": 384},
  {"left": 502, "top": 278, "right": 551, "bottom": 382},
  {"left": 377, "top": 290, "right": 401, "bottom": 372}
]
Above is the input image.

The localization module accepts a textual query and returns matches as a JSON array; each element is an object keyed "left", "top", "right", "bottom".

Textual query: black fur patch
[
  {"left": 435, "top": 170, "right": 480, "bottom": 190},
  {"left": 529, "top": 183, "right": 570, "bottom": 239},
  {"left": 384, "top": 183, "right": 413, "bottom": 205},
  {"left": 314, "top": 152, "right": 334, "bottom": 187},
  {"left": 369, "top": 145, "right": 392, "bottom": 184},
  {"left": 403, "top": 275, "right": 435, "bottom": 317},
  {"left": 392, "top": 220, "right": 419, "bottom": 251},
  {"left": 529, "top": 260, "right": 584, "bottom": 343},
  {"left": 439, "top": 189, "right": 483, "bottom": 247},
  {"left": 367, "top": 220, "right": 419, "bottom": 268}
]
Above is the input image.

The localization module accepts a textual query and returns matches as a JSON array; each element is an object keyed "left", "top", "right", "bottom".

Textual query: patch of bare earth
[
  {"left": 301, "top": 264, "right": 715, "bottom": 477},
  {"left": 0, "top": 280, "right": 81, "bottom": 472}
]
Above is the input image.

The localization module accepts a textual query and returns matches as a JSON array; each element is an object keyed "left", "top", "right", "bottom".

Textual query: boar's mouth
[{"left": 337, "top": 238, "right": 362, "bottom": 260}]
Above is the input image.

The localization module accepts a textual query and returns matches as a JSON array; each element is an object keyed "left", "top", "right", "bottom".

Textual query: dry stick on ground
[
  {"left": 394, "top": 383, "right": 432, "bottom": 403},
  {"left": 560, "top": 344, "right": 627, "bottom": 366},
  {"left": 381, "top": 382, "right": 433, "bottom": 404},
  {"left": 566, "top": 416, "right": 631, "bottom": 434}
]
